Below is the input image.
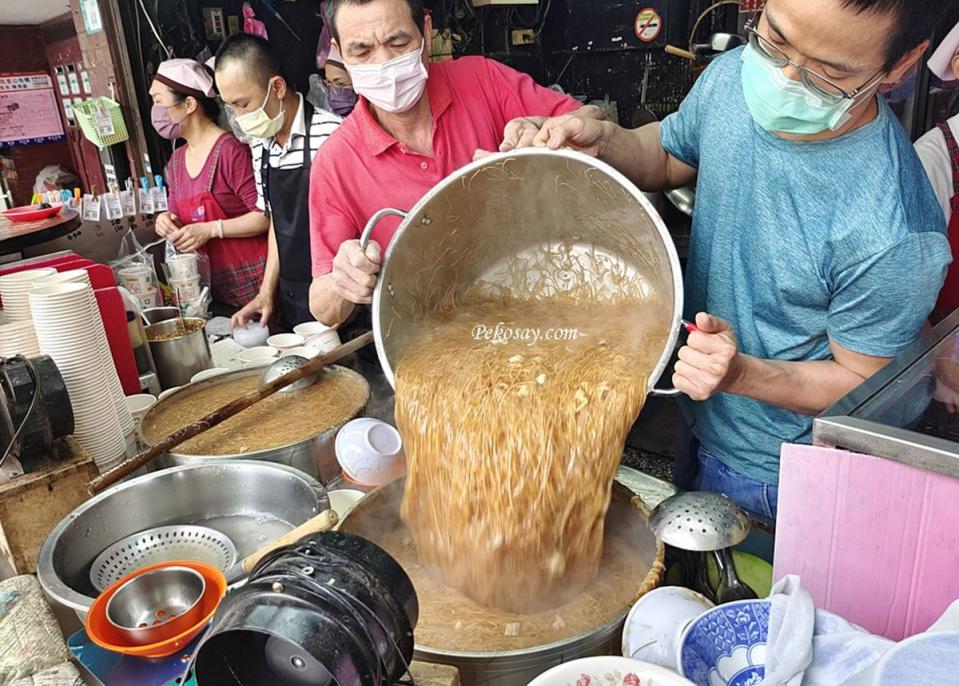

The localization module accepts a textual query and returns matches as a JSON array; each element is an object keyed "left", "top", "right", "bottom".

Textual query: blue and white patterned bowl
[{"left": 677, "top": 599, "right": 770, "bottom": 686}]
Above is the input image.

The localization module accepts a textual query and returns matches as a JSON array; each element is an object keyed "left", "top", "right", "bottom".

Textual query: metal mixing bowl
[
  {"left": 106, "top": 565, "right": 206, "bottom": 645},
  {"left": 37, "top": 461, "right": 329, "bottom": 618}
]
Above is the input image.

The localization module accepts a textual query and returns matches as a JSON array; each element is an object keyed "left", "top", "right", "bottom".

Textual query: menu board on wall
[{"left": 0, "top": 73, "right": 66, "bottom": 147}]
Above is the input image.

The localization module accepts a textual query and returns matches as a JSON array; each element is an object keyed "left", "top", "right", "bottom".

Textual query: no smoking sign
[{"left": 634, "top": 7, "right": 663, "bottom": 43}]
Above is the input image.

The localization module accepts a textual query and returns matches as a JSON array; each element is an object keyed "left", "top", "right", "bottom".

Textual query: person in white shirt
[
  {"left": 915, "top": 22, "right": 959, "bottom": 323},
  {"left": 214, "top": 33, "right": 342, "bottom": 328}
]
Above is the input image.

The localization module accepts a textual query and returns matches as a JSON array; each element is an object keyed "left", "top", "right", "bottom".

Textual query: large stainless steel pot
[
  {"left": 140, "top": 365, "right": 370, "bottom": 482},
  {"left": 360, "top": 148, "right": 684, "bottom": 395},
  {"left": 339, "top": 477, "right": 665, "bottom": 686},
  {"left": 37, "top": 461, "right": 329, "bottom": 617}
]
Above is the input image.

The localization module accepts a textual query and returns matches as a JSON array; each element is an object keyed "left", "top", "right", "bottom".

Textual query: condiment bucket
[
  {"left": 146, "top": 317, "right": 212, "bottom": 389},
  {"left": 360, "top": 148, "right": 686, "bottom": 396}
]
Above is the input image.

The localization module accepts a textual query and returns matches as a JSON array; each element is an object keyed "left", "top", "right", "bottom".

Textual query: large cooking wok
[{"left": 359, "top": 148, "right": 685, "bottom": 395}]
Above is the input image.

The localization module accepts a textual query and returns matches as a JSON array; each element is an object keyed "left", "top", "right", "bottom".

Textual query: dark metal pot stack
[{"left": 190, "top": 531, "right": 418, "bottom": 686}]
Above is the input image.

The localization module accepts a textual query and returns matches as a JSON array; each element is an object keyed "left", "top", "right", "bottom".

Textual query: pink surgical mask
[
  {"left": 151, "top": 104, "right": 183, "bottom": 140},
  {"left": 344, "top": 42, "right": 428, "bottom": 114}
]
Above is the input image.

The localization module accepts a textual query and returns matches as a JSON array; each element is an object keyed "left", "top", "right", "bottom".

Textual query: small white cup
[
  {"left": 266, "top": 333, "right": 305, "bottom": 351},
  {"left": 166, "top": 253, "right": 199, "bottom": 280},
  {"left": 621, "top": 586, "right": 715, "bottom": 670},
  {"left": 238, "top": 346, "right": 278, "bottom": 363},
  {"left": 327, "top": 489, "right": 365, "bottom": 518},
  {"left": 292, "top": 321, "right": 333, "bottom": 337},
  {"left": 118, "top": 265, "right": 154, "bottom": 295},
  {"left": 191, "top": 367, "right": 229, "bottom": 383},
  {"left": 125, "top": 393, "right": 157, "bottom": 429},
  {"left": 158, "top": 386, "right": 181, "bottom": 401},
  {"left": 335, "top": 418, "right": 406, "bottom": 487},
  {"left": 281, "top": 346, "right": 320, "bottom": 359}
]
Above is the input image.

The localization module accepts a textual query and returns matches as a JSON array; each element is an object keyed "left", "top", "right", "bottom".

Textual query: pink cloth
[
  {"left": 308, "top": 56, "right": 579, "bottom": 275},
  {"left": 155, "top": 58, "right": 216, "bottom": 98},
  {"left": 167, "top": 133, "right": 260, "bottom": 222},
  {"left": 929, "top": 22, "right": 959, "bottom": 82}
]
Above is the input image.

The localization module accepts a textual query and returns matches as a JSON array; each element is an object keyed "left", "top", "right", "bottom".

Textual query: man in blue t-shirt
[{"left": 502, "top": 0, "right": 952, "bottom": 524}]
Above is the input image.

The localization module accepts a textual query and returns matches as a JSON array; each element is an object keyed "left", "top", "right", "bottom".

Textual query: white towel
[{"left": 761, "top": 574, "right": 815, "bottom": 686}]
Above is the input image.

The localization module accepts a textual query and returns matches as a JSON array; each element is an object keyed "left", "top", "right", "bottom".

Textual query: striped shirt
[{"left": 251, "top": 93, "right": 341, "bottom": 213}]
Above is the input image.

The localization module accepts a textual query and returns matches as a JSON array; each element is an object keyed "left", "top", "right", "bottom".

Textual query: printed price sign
[{"left": 0, "top": 73, "right": 66, "bottom": 146}]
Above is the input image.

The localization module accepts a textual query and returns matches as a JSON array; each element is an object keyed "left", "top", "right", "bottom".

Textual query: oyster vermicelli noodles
[{"left": 395, "top": 243, "right": 668, "bottom": 613}]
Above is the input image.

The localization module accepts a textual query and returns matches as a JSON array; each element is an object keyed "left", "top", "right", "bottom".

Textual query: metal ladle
[{"left": 260, "top": 355, "right": 317, "bottom": 392}]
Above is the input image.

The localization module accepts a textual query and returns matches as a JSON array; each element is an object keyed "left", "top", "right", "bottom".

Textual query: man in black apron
[
  {"left": 215, "top": 33, "right": 342, "bottom": 329},
  {"left": 260, "top": 100, "right": 318, "bottom": 327}
]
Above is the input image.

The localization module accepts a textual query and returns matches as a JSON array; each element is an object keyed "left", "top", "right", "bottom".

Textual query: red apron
[
  {"left": 170, "top": 136, "right": 266, "bottom": 308},
  {"left": 934, "top": 122, "right": 959, "bottom": 322}
]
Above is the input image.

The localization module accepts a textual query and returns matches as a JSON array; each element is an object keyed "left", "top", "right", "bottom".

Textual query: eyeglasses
[{"left": 744, "top": 15, "right": 884, "bottom": 101}]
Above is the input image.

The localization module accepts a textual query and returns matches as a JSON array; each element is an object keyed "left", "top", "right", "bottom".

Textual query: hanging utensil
[
  {"left": 636, "top": 53, "right": 657, "bottom": 127},
  {"left": 260, "top": 0, "right": 302, "bottom": 42},
  {"left": 712, "top": 546, "right": 757, "bottom": 603},
  {"left": 87, "top": 331, "right": 374, "bottom": 494}
]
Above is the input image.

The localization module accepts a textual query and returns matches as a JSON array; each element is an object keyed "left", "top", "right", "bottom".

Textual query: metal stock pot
[{"left": 359, "top": 148, "right": 685, "bottom": 395}]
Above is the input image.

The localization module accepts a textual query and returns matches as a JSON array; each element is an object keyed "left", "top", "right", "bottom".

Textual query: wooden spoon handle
[{"left": 241, "top": 508, "right": 339, "bottom": 574}]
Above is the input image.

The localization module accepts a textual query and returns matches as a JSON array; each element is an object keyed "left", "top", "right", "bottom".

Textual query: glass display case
[{"left": 814, "top": 308, "right": 959, "bottom": 479}]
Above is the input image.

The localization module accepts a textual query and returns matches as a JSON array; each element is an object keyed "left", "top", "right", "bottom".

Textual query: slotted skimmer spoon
[{"left": 260, "top": 355, "right": 317, "bottom": 392}]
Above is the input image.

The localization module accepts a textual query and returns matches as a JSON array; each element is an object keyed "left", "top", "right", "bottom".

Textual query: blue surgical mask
[{"left": 741, "top": 44, "right": 858, "bottom": 135}]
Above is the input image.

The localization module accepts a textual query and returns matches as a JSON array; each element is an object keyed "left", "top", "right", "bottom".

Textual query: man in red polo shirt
[{"left": 307, "top": 0, "right": 588, "bottom": 324}]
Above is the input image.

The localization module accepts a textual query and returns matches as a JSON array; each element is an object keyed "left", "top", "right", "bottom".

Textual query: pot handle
[
  {"left": 359, "top": 208, "right": 408, "bottom": 250},
  {"left": 649, "top": 320, "right": 699, "bottom": 398}
]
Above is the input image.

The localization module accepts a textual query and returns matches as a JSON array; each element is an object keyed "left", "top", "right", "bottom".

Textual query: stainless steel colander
[{"left": 90, "top": 525, "right": 237, "bottom": 593}]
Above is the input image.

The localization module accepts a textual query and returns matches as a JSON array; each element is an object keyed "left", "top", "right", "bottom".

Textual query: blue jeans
[{"left": 694, "top": 447, "right": 778, "bottom": 526}]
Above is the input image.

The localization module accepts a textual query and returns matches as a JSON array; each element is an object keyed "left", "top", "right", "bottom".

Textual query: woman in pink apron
[{"left": 149, "top": 59, "right": 269, "bottom": 309}]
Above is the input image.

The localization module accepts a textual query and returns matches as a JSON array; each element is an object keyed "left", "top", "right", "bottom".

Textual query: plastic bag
[
  {"left": 242, "top": 2, "right": 268, "bottom": 39},
  {"left": 111, "top": 229, "right": 162, "bottom": 311},
  {"left": 162, "top": 240, "right": 212, "bottom": 318}
]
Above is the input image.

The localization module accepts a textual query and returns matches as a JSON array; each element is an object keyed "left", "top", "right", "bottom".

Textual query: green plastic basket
[{"left": 74, "top": 97, "right": 129, "bottom": 150}]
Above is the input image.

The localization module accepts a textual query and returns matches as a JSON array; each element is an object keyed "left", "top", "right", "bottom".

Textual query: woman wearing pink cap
[
  {"left": 916, "top": 23, "right": 959, "bottom": 323},
  {"left": 149, "top": 58, "right": 269, "bottom": 310}
]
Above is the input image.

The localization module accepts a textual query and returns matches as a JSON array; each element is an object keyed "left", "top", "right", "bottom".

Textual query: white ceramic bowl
[
  {"left": 280, "top": 346, "right": 320, "bottom": 359},
  {"left": 303, "top": 330, "right": 342, "bottom": 354},
  {"left": 232, "top": 321, "right": 270, "bottom": 348},
  {"left": 327, "top": 489, "right": 365, "bottom": 519},
  {"left": 266, "top": 333, "right": 305, "bottom": 350},
  {"left": 242, "top": 358, "right": 274, "bottom": 369},
  {"left": 335, "top": 418, "right": 406, "bottom": 487},
  {"left": 292, "top": 321, "right": 333, "bottom": 337},
  {"left": 530, "top": 656, "right": 695, "bottom": 686},
  {"left": 191, "top": 368, "right": 229, "bottom": 383},
  {"left": 237, "top": 346, "right": 278, "bottom": 363},
  {"left": 622, "top": 587, "right": 715, "bottom": 670},
  {"left": 158, "top": 386, "right": 181, "bottom": 401}
]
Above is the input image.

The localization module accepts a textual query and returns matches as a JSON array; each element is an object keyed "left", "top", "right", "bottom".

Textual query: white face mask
[
  {"left": 235, "top": 78, "right": 286, "bottom": 138},
  {"left": 344, "top": 41, "right": 428, "bottom": 114}
]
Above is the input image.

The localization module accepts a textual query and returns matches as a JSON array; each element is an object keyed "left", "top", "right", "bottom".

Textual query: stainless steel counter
[{"left": 814, "top": 307, "right": 959, "bottom": 478}]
